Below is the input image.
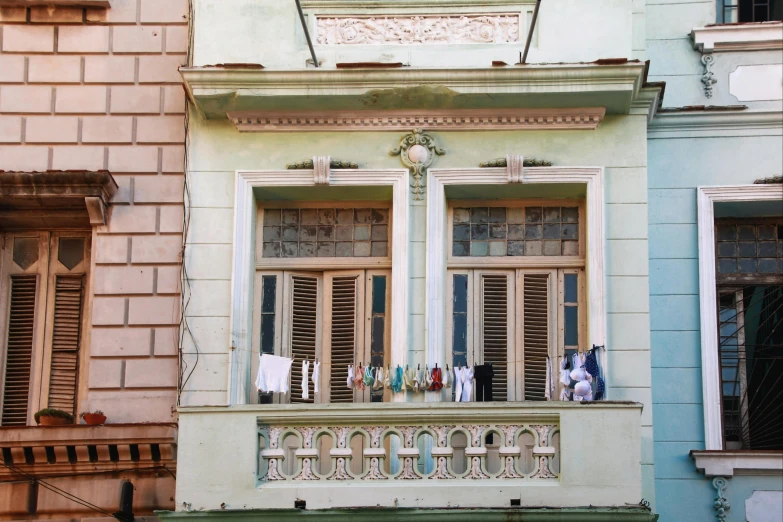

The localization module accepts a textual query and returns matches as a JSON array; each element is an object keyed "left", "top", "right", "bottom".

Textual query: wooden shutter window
[
  {"left": 290, "top": 276, "right": 318, "bottom": 404},
  {"left": 481, "top": 274, "right": 509, "bottom": 402},
  {"left": 329, "top": 276, "right": 358, "bottom": 403},
  {"left": 47, "top": 276, "right": 84, "bottom": 415},
  {"left": 2, "top": 275, "right": 37, "bottom": 426},
  {"left": 523, "top": 274, "right": 550, "bottom": 401}
]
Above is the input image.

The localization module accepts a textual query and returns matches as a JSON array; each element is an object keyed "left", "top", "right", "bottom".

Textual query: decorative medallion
[
  {"left": 712, "top": 477, "right": 730, "bottom": 522},
  {"left": 390, "top": 129, "right": 445, "bottom": 200}
]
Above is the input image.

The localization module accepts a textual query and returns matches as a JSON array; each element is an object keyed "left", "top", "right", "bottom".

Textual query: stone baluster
[{"left": 259, "top": 427, "right": 286, "bottom": 481}]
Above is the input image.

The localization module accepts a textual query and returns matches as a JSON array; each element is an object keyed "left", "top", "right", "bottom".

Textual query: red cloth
[{"left": 429, "top": 367, "right": 443, "bottom": 391}]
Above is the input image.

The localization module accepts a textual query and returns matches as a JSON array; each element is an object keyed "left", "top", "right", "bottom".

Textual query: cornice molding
[
  {"left": 648, "top": 110, "right": 783, "bottom": 138},
  {"left": 692, "top": 450, "right": 783, "bottom": 477},
  {"left": 301, "top": 0, "right": 536, "bottom": 8},
  {"left": 691, "top": 22, "right": 783, "bottom": 53},
  {"left": 0, "top": 0, "right": 111, "bottom": 6},
  {"left": 228, "top": 108, "right": 606, "bottom": 132}
]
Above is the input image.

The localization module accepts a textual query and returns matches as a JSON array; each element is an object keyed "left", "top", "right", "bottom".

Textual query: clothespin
[
  {"left": 435, "top": 363, "right": 438, "bottom": 369},
  {"left": 417, "top": 363, "right": 420, "bottom": 370}
]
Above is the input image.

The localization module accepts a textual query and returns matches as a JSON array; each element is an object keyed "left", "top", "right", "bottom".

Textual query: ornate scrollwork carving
[
  {"left": 531, "top": 424, "right": 553, "bottom": 447},
  {"left": 292, "top": 458, "right": 319, "bottom": 481},
  {"left": 262, "top": 427, "right": 284, "bottom": 449},
  {"left": 430, "top": 456, "right": 456, "bottom": 480},
  {"left": 329, "top": 457, "right": 352, "bottom": 480},
  {"left": 479, "top": 157, "right": 552, "bottom": 168},
  {"left": 466, "top": 425, "right": 489, "bottom": 447},
  {"left": 399, "top": 457, "right": 422, "bottom": 480},
  {"left": 286, "top": 158, "right": 359, "bottom": 170},
  {"left": 363, "top": 426, "right": 384, "bottom": 448},
  {"left": 396, "top": 426, "right": 420, "bottom": 448},
  {"left": 701, "top": 55, "right": 718, "bottom": 98},
  {"left": 530, "top": 455, "right": 556, "bottom": 480},
  {"left": 465, "top": 456, "right": 490, "bottom": 480},
  {"left": 296, "top": 427, "right": 317, "bottom": 449},
  {"left": 497, "top": 425, "right": 520, "bottom": 447},
  {"left": 261, "top": 458, "right": 286, "bottom": 481},
  {"left": 364, "top": 457, "right": 387, "bottom": 480},
  {"left": 330, "top": 427, "right": 351, "bottom": 449},
  {"left": 390, "top": 129, "right": 445, "bottom": 200},
  {"left": 430, "top": 425, "right": 455, "bottom": 447},
  {"left": 712, "top": 477, "right": 730, "bottom": 521}
]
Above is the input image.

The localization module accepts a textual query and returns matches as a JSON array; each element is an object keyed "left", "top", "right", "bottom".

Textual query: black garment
[{"left": 474, "top": 363, "right": 494, "bottom": 402}]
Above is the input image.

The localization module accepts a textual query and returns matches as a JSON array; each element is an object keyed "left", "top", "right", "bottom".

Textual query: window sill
[
  {"left": 0, "top": 0, "right": 111, "bottom": 7},
  {"left": 691, "top": 449, "right": 783, "bottom": 477},
  {"left": 691, "top": 22, "right": 783, "bottom": 52}
]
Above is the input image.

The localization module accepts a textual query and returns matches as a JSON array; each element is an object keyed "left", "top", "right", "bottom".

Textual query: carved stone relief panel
[{"left": 316, "top": 14, "right": 521, "bottom": 45}]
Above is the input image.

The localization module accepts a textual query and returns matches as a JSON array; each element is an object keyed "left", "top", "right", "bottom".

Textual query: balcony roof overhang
[{"left": 180, "top": 62, "right": 649, "bottom": 124}]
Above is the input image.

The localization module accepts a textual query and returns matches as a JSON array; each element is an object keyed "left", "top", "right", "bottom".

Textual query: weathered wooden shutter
[
  {"left": 1, "top": 275, "right": 37, "bottom": 426},
  {"left": 47, "top": 276, "right": 84, "bottom": 415},
  {"left": 481, "top": 274, "right": 509, "bottom": 401},
  {"left": 289, "top": 275, "right": 318, "bottom": 404},
  {"left": 329, "top": 276, "right": 358, "bottom": 403},
  {"left": 523, "top": 274, "right": 550, "bottom": 401}
]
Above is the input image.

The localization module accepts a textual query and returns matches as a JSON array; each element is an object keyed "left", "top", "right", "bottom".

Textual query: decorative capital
[
  {"left": 479, "top": 155, "right": 553, "bottom": 183},
  {"left": 313, "top": 156, "right": 330, "bottom": 185},
  {"left": 390, "top": 128, "right": 445, "bottom": 200}
]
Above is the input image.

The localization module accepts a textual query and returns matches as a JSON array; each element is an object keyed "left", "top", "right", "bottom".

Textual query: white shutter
[
  {"left": 47, "top": 276, "right": 84, "bottom": 415},
  {"left": 522, "top": 273, "right": 551, "bottom": 401},
  {"left": 289, "top": 275, "right": 318, "bottom": 404},
  {"left": 1, "top": 276, "right": 37, "bottom": 426}
]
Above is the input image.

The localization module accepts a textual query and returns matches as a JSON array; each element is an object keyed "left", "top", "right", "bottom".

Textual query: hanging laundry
[
  {"left": 347, "top": 365, "right": 355, "bottom": 389},
  {"left": 429, "top": 366, "right": 443, "bottom": 391},
  {"left": 301, "top": 359, "right": 310, "bottom": 400},
  {"left": 422, "top": 366, "right": 433, "bottom": 391},
  {"left": 443, "top": 367, "right": 451, "bottom": 388},
  {"left": 545, "top": 357, "right": 551, "bottom": 400},
  {"left": 255, "top": 354, "right": 293, "bottom": 394},
  {"left": 354, "top": 364, "right": 366, "bottom": 390},
  {"left": 461, "top": 365, "right": 474, "bottom": 402},
  {"left": 373, "top": 367, "right": 385, "bottom": 390},
  {"left": 392, "top": 366, "right": 403, "bottom": 393},
  {"left": 559, "top": 358, "right": 570, "bottom": 386},
  {"left": 403, "top": 367, "right": 416, "bottom": 391},
  {"left": 584, "top": 347, "right": 605, "bottom": 400},
  {"left": 311, "top": 360, "right": 320, "bottom": 395},
  {"left": 474, "top": 364, "right": 494, "bottom": 402},
  {"left": 384, "top": 366, "right": 392, "bottom": 389},
  {"left": 454, "top": 366, "right": 464, "bottom": 402},
  {"left": 363, "top": 365, "right": 374, "bottom": 387}
]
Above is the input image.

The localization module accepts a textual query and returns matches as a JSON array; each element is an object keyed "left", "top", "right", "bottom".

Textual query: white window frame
[
  {"left": 696, "top": 184, "right": 783, "bottom": 450},
  {"left": 229, "top": 168, "right": 409, "bottom": 404},
  {"left": 425, "top": 166, "right": 606, "bottom": 397}
]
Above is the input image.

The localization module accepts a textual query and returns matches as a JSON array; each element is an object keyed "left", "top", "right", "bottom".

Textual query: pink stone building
[{"left": 0, "top": 0, "right": 187, "bottom": 519}]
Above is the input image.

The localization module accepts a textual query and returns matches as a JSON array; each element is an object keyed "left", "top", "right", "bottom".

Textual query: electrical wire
[
  {"left": 178, "top": 0, "right": 200, "bottom": 406},
  {"left": 0, "top": 460, "right": 120, "bottom": 519}
]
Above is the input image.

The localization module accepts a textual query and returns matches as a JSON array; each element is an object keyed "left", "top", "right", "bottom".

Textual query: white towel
[
  {"left": 311, "top": 361, "right": 320, "bottom": 395},
  {"left": 461, "top": 366, "right": 474, "bottom": 402},
  {"left": 255, "top": 354, "right": 293, "bottom": 394},
  {"left": 347, "top": 365, "right": 354, "bottom": 389},
  {"left": 545, "top": 357, "right": 551, "bottom": 400},
  {"left": 443, "top": 367, "right": 451, "bottom": 388},
  {"left": 454, "top": 367, "right": 464, "bottom": 402},
  {"left": 301, "top": 360, "right": 310, "bottom": 400}
]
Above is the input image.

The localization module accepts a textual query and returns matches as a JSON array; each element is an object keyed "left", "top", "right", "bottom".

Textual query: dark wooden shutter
[
  {"left": 329, "top": 276, "right": 358, "bottom": 403},
  {"left": 47, "top": 276, "right": 84, "bottom": 415},
  {"left": 523, "top": 274, "right": 550, "bottom": 401},
  {"left": 290, "top": 276, "right": 318, "bottom": 404},
  {"left": 481, "top": 274, "right": 509, "bottom": 401},
  {"left": 2, "top": 275, "right": 37, "bottom": 426}
]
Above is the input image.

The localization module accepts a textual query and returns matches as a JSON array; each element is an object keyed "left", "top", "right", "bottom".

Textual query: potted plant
[
  {"left": 80, "top": 410, "right": 107, "bottom": 426},
  {"left": 34, "top": 408, "right": 74, "bottom": 426}
]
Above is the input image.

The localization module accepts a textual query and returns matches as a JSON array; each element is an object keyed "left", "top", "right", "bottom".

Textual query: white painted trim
[
  {"left": 229, "top": 169, "right": 410, "bottom": 404},
  {"left": 691, "top": 22, "right": 783, "bottom": 53},
  {"left": 426, "top": 167, "right": 605, "bottom": 395},
  {"left": 696, "top": 184, "right": 783, "bottom": 450},
  {"left": 691, "top": 450, "right": 783, "bottom": 477}
]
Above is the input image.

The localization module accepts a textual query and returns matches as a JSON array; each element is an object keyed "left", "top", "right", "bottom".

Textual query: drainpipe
[
  {"left": 295, "top": 0, "right": 319, "bottom": 67},
  {"left": 520, "top": 0, "right": 542, "bottom": 64}
]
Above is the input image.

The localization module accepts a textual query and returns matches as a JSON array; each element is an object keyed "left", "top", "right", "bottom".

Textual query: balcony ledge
[
  {"left": 158, "top": 506, "right": 659, "bottom": 521},
  {"left": 691, "top": 22, "right": 783, "bottom": 53},
  {"left": 691, "top": 450, "right": 783, "bottom": 477},
  {"left": 180, "top": 63, "right": 647, "bottom": 120}
]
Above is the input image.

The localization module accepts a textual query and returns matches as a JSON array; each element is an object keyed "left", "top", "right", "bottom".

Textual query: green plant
[{"left": 34, "top": 408, "right": 75, "bottom": 424}]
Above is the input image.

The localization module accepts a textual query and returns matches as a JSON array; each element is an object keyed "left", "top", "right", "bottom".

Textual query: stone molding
[
  {"left": 301, "top": 0, "right": 535, "bottom": 7},
  {"left": 315, "top": 14, "right": 521, "bottom": 45},
  {"left": 0, "top": 0, "right": 111, "bottom": 6},
  {"left": 696, "top": 184, "right": 783, "bottom": 450},
  {"left": 691, "top": 22, "right": 783, "bottom": 53},
  {"left": 648, "top": 110, "right": 783, "bottom": 138},
  {"left": 692, "top": 450, "right": 783, "bottom": 477},
  {"left": 228, "top": 108, "right": 606, "bottom": 132}
]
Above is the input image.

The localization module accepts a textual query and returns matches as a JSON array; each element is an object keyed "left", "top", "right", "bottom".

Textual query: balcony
[{"left": 171, "top": 402, "right": 653, "bottom": 518}]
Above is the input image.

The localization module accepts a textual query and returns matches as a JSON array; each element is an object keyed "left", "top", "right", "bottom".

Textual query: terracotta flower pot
[
  {"left": 38, "top": 415, "right": 69, "bottom": 426},
  {"left": 82, "top": 414, "right": 107, "bottom": 426}
]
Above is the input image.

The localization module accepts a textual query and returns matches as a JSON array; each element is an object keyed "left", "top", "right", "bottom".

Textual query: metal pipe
[
  {"left": 520, "top": 0, "right": 542, "bottom": 65},
  {"left": 295, "top": 0, "right": 319, "bottom": 67}
]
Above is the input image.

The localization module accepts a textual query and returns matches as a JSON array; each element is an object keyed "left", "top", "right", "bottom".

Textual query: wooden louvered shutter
[
  {"left": 328, "top": 276, "right": 360, "bottom": 403},
  {"left": 1, "top": 275, "right": 37, "bottom": 426},
  {"left": 47, "top": 276, "right": 84, "bottom": 415},
  {"left": 523, "top": 273, "right": 551, "bottom": 401},
  {"left": 289, "top": 275, "right": 318, "bottom": 404},
  {"left": 480, "top": 274, "right": 511, "bottom": 401}
]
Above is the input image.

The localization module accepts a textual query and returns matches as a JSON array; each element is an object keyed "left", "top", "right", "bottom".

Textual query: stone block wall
[{"left": 0, "top": 0, "right": 189, "bottom": 422}]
